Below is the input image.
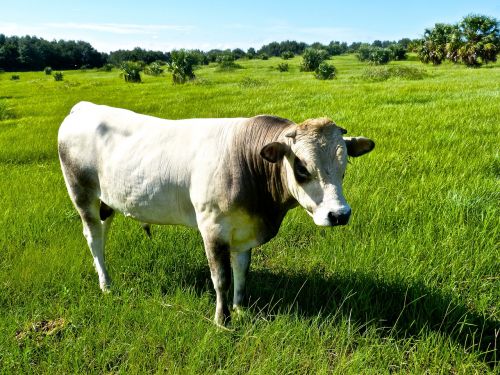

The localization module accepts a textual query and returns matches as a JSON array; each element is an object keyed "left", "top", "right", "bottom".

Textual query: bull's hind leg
[
  {"left": 59, "top": 146, "right": 113, "bottom": 292},
  {"left": 79, "top": 200, "right": 114, "bottom": 292}
]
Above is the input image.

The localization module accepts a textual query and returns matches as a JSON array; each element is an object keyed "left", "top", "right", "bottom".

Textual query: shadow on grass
[{"left": 191, "top": 266, "right": 498, "bottom": 366}]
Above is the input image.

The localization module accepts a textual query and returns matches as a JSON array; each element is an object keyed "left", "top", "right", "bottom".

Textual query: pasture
[{"left": 0, "top": 55, "right": 498, "bottom": 373}]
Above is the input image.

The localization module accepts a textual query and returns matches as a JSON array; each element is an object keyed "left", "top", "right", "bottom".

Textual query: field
[{"left": 0, "top": 55, "right": 498, "bottom": 373}]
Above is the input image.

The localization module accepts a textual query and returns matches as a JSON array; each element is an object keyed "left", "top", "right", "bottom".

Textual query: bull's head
[{"left": 260, "top": 118, "right": 374, "bottom": 226}]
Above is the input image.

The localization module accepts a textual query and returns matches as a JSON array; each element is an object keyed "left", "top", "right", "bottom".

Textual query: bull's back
[{"left": 58, "top": 102, "right": 243, "bottom": 227}]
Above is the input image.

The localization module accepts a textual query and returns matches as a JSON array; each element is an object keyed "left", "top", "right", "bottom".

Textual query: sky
[{"left": 1, "top": 0, "right": 499, "bottom": 52}]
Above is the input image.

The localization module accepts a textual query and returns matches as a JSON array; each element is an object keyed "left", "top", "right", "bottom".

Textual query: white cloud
[{"left": 44, "top": 22, "right": 194, "bottom": 35}]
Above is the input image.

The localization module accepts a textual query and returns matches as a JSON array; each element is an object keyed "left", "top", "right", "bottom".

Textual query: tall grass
[{"left": 0, "top": 55, "right": 498, "bottom": 373}]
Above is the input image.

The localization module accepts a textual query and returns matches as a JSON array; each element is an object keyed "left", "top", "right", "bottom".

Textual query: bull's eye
[{"left": 294, "top": 158, "right": 311, "bottom": 183}]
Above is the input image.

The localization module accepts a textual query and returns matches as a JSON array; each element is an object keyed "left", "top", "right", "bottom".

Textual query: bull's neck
[{"left": 234, "top": 117, "right": 297, "bottom": 214}]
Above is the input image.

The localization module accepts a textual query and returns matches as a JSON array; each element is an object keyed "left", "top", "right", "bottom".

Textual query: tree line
[
  {"left": 0, "top": 34, "right": 414, "bottom": 72},
  {"left": 0, "top": 14, "right": 497, "bottom": 72}
]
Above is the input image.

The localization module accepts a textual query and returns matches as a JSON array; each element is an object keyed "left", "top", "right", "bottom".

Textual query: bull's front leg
[
  {"left": 203, "top": 239, "right": 231, "bottom": 326},
  {"left": 231, "top": 249, "right": 251, "bottom": 313}
]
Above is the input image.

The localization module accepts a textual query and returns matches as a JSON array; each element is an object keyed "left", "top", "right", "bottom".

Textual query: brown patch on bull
[
  {"left": 299, "top": 117, "right": 347, "bottom": 135},
  {"left": 59, "top": 142, "right": 100, "bottom": 221},
  {"left": 223, "top": 115, "right": 298, "bottom": 243}
]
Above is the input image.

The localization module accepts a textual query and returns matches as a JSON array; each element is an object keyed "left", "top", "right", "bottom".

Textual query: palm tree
[{"left": 458, "top": 14, "right": 499, "bottom": 66}]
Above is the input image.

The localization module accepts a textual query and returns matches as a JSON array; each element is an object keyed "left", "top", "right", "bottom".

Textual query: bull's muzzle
[{"left": 327, "top": 209, "right": 351, "bottom": 226}]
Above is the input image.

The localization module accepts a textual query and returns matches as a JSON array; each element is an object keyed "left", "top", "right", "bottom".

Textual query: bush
[
  {"left": 215, "top": 54, "right": 243, "bottom": 71},
  {"left": 388, "top": 44, "right": 407, "bottom": 60},
  {"left": 277, "top": 63, "right": 289, "bottom": 72},
  {"left": 168, "top": 49, "right": 197, "bottom": 84},
  {"left": 281, "top": 51, "right": 294, "bottom": 60},
  {"left": 362, "top": 66, "right": 427, "bottom": 81},
  {"left": 44, "top": 67, "right": 52, "bottom": 75},
  {"left": 259, "top": 53, "right": 269, "bottom": 60},
  {"left": 53, "top": 72, "right": 64, "bottom": 81},
  {"left": 144, "top": 61, "right": 164, "bottom": 76},
  {"left": 369, "top": 48, "right": 392, "bottom": 64},
  {"left": 0, "top": 100, "right": 15, "bottom": 120},
  {"left": 314, "top": 62, "right": 336, "bottom": 80},
  {"left": 239, "top": 77, "right": 266, "bottom": 88},
  {"left": 120, "top": 61, "right": 142, "bottom": 82},
  {"left": 356, "top": 44, "right": 372, "bottom": 61},
  {"left": 10, "top": 75, "right": 20, "bottom": 80},
  {"left": 357, "top": 46, "right": 392, "bottom": 65},
  {"left": 100, "top": 63, "right": 114, "bottom": 72},
  {"left": 300, "top": 48, "right": 329, "bottom": 71}
]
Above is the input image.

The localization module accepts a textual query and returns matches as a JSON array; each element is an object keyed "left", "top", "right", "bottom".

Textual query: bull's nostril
[
  {"left": 328, "top": 211, "right": 351, "bottom": 226},
  {"left": 327, "top": 212, "right": 338, "bottom": 225}
]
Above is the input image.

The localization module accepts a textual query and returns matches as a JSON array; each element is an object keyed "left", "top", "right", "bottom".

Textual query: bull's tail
[{"left": 141, "top": 223, "right": 152, "bottom": 239}]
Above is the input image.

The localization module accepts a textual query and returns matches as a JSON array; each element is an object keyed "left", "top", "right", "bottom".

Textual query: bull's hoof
[
  {"left": 100, "top": 283, "right": 111, "bottom": 294},
  {"left": 231, "top": 306, "right": 249, "bottom": 322}
]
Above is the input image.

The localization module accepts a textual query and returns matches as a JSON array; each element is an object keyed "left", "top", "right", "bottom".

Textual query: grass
[{"left": 0, "top": 54, "right": 499, "bottom": 373}]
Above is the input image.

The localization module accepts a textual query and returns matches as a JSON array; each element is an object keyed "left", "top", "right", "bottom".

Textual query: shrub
[
  {"left": 356, "top": 44, "right": 372, "bottom": 61},
  {"left": 53, "top": 72, "right": 64, "bottom": 81},
  {"left": 120, "top": 61, "right": 142, "bottom": 83},
  {"left": 100, "top": 63, "right": 114, "bottom": 72},
  {"left": 168, "top": 49, "right": 197, "bottom": 84},
  {"left": 314, "top": 62, "right": 336, "bottom": 80},
  {"left": 357, "top": 46, "right": 392, "bottom": 65},
  {"left": 369, "top": 48, "right": 392, "bottom": 64},
  {"left": 10, "top": 75, "right": 20, "bottom": 80},
  {"left": 44, "top": 67, "right": 52, "bottom": 75},
  {"left": 281, "top": 51, "right": 294, "bottom": 60},
  {"left": 277, "top": 62, "right": 289, "bottom": 72},
  {"left": 362, "top": 66, "right": 427, "bottom": 81},
  {"left": 300, "top": 48, "right": 328, "bottom": 71},
  {"left": 0, "top": 100, "right": 15, "bottom": 120},
  {"left": 260, "top": 53, "right": 269, "bottom": 60},
  {"left": 239, "top": 77, "right": 266, "bottom": 88},
  {"left": 388, "top": 44, "right": 407, "bottom": 60},
  {"left": 144, "top": 61, "right": 164, "bottom": 76},
  {"left": 215, "top": 54, "right": 242, "bottom": 71}
]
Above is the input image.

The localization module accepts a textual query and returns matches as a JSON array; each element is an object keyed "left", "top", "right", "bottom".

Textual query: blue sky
[{"left": 1, "top": 1, "right": 499, "bottom": 52}]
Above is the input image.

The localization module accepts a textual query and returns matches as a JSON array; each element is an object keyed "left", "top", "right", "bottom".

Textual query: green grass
[{"left": 0, "top": 54, "right": 499, "bottom": 373}]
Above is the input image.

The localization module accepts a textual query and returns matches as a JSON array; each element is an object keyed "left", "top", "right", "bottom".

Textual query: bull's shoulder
[{"left": 248, "top": 115, "right": 294, "bottom": 128}]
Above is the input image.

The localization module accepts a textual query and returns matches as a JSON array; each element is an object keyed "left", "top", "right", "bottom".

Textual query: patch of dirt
[{"left": 15, "top": 318, "right": 68, "bottom": 345}]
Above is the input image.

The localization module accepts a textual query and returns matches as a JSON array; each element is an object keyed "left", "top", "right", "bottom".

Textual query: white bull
[{"left": 58, "top": 101, "right": 374, "bottom": 325}]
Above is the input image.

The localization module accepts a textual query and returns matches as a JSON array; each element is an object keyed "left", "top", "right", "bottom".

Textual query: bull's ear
[
  {"left": 260, "top": 142, "right": 288, "bottom": 163},
  {"left": 344, "top": 137, "right": 375, "bottom": 157}
]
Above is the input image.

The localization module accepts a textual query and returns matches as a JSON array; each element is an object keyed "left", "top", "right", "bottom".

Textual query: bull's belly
[{"left": 100, "top": 186, "right": 198, "bottom": 227}]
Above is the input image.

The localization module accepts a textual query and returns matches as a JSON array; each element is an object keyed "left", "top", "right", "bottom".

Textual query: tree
[
  {"left": 168, "top": 49, "right": 197, "bottom": 84},
  {"left": 327, "top": 41, "right": 347, "bottom": 56},
  {"left": 232, "top": 48, "right": 246, "bottom": 59},
  {"left": 0, "top": 40, "right": 20, "bottom": 70},
  {"left": 458, "top": 14, "right": 499, "bottom": 66},
  {"left": 419, "top": 15, "right": 499, "bottom": 67},
  {"left": 388, "top": 43, "right": 407, "bottom": 60},
  {"left": 419, "top": 23, "right": 458, "bottom": 65},
  {"left": 357, "top": 45, "right": 392, "bottom": 64},
  {"left": 246, "top": 47, "right": 256, "bottom": 59},
  {"left": 300, "top": 48, "right": 329, "bottom": 71}
]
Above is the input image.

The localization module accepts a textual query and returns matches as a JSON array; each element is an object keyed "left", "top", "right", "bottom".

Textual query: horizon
[{"left": 2, "top": 1, "right": 499, "bottom": 53}]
